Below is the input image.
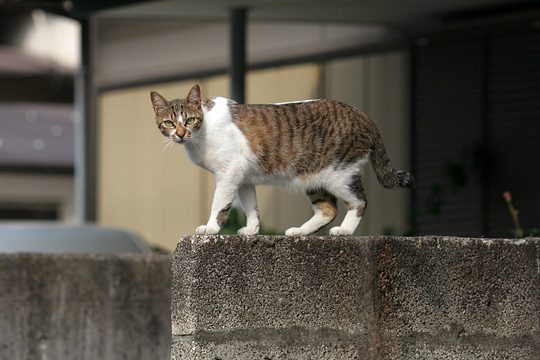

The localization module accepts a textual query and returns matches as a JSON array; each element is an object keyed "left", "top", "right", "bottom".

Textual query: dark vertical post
[
  {"left": 409, "top": 42, "right": 418, "bottom": 236},
  {"left": 230, "top": 7, "right": 247, "bottom": 103},
  {"left": 480, "top": 35, "right": 491, "bottom": 237},
  {"left": 74, "top": 17, "right": 97, "bottom": 222}
]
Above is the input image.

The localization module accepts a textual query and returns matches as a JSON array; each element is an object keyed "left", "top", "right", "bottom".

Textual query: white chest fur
[{"left": 183, "top": 97, "right": 257, "bottom": 176}]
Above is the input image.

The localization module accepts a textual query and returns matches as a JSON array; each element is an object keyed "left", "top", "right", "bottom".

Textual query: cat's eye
[
  {"left": 185, "top": 117, "right": 196, "bottom": 126},
  {"left": 163, "top": 120, "right": 175, "bottom": 128}
]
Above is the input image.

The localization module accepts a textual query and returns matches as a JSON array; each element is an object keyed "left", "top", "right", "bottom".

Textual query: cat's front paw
[
  {"left": 284, "top": 227, "right": 306, "bottom": 236},
  {"left": 329, "top": 226, "right": 353, "bottom": 236},
  {"left": 237, "top": 226, "right": 259, "bottom": 235},
  {"left": 195, "top": 225, "right": 220, "bottom": 235}
]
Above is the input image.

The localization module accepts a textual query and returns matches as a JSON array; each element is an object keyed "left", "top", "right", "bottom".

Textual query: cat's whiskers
[
  {"left": 167, "top": 139, "right": 176, "bottom": 155},
  {"left": 196, "top": 136, "right": 207, "bottom": 146},
  {"left": 155, "top": 136, "right": 170, "bottom": 150},
  {"left": 193, "top": 138, "right": 207, "bottom": 150},
  {"left": 187, "top": 138, "right": 198, "bottom": 149},
  {"left": 159, "top": 138, "right": 175, "bottom": 157},
  {"left": 189, "top": 136, "right": 207, "bottom": 151},
  {"left": 156, "top": 139, "right": 169, "bottom": 166},
  {"left": 158, "top": 138, "right": 169, "bottom": 153}
]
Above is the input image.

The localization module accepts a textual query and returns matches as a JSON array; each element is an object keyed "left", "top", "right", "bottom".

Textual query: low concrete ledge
[
  {"left": 172, "top": 236, "right": 540, "bottom": 359},
  {"left": 0, "top": 253, "right": 171, "bottom": 360}
]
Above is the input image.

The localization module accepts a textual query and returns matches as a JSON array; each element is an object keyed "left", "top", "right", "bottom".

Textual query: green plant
[
  {"left": 502, "top": 191, "right": 523, "bottom": 238},
  {"left": 502, "top": 191, "right": 539, "bottom": 238},
  {"left": 220, "top": 208, "right": 280, "bottom": 235}
]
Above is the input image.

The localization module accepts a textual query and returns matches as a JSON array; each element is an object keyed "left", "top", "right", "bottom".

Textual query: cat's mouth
[{"left": 170, "top": 135, "right": 188, "bottom": 144}]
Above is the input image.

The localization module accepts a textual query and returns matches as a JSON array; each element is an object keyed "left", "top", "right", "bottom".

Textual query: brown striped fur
[
  {"left": 230, "top": 100, "right": 374, "bottom": 174},
  {"left": 229, "top": 100, "right": 414, "bottom": 189}
]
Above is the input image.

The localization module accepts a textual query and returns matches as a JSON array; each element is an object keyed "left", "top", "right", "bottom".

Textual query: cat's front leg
[
  {"left": 195, "top": 178, "right": 239, "bottom": 235},
  {"left": 237, "top": 184, "right": 260, "bottom": 235}
]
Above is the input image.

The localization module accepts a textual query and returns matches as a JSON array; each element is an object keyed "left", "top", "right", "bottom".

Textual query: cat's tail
[{"left": 369, "top": 129, "right": 415, "bottom": 189}]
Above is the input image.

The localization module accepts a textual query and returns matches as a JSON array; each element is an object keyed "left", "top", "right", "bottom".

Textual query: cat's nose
[{"left": 176, "top": 127, "right": 186, "bottom": 138}]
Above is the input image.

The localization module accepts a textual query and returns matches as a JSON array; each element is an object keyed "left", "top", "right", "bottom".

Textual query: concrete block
[
  {"left": 373, "top": 236, "right": 540, "bottom": 359},
  {"left": 375, "top": 237, "right": 540, "bottom": 338},
  {"left": 0, "top": 253, "right": 171, "bottom": 360},
  {"left": 172, "top": 236, "right": 374, "bottom": 337},
  {"left": 172, "top": 235, "right": 540, "bottom": 359}
]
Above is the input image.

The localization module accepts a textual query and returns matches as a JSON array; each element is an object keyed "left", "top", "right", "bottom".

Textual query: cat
[{"left": 150, "top": 84, "right": 414, "bottom": 236}]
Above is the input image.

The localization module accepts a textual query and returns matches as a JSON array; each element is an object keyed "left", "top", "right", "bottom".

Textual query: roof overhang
[{"left": 93, "top": 0, "right": 540, "bottom": 34}]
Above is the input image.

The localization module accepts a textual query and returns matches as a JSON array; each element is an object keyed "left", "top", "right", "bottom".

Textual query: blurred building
[
  {"left": 1, "top": 1, "right": 539, "bottom": 251},
  {"left": 0, "top": 9, "right": 77, "bottom": 223}
]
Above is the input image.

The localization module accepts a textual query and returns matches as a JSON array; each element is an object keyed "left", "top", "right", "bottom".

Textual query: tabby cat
[{"left": 150, "top": 84, "right": 414, "bottom": 236}]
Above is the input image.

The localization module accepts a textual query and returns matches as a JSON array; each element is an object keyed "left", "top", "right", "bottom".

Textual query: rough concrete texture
[
  {"left": 172, "top": 235, "right": 540, "bottom": 359},
  {"left": 0, "top": 253, "right": 171, "bottom": 360}
]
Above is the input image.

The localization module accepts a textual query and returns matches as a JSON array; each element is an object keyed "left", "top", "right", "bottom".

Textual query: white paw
[
  {"left": 285, "top": 227, "right": 306, "bottom": 236},
  {"left": 329, "top": 226, "right": 353, "bottom": 236},
  {"left": 237, "top": 226, "right": 259, "bottom": 235},
  {"left": 195, "top": 225, "right": 220, "bottom": 235}
]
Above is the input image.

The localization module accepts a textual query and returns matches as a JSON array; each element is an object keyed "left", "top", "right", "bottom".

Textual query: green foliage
[
  {"left": 510, "top": 228, "right": 540, "bottom": 238},
  {"left": 382, "top": 226, "right": 395, "bottom": 236},
  {"left": 219, "top": 208, "right": 244, "bottom": 235},
  {"left": 220, "top": 208, "right": 280, "bottom": 235},
  {"left": 503, "top": 191, "right": 539, "bottom": 239}
]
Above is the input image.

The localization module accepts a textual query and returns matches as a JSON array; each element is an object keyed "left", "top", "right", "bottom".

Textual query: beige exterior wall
[
  {"left": 323, "top": 51, "right": 410, "bottom": 235},
  {"left": 98, "top": 56, "right": 409, "bottom": 251}
]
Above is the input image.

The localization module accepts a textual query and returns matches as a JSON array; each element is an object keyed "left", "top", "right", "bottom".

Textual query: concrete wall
[
  {"left": 0, "top": 253, "right": 171, "bottom": 360},
  {"left": 172, "top": 235, "right": 540, "bottom": 359}
]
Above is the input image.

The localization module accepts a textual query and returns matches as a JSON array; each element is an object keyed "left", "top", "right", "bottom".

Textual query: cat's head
[{"left": 150, "top": 84, "right": 203, "bottom": 144}]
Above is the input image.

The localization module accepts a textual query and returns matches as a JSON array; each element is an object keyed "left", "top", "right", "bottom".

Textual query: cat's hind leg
[
  {"left": 237, "top": 184, "right": 260, "bottom": 235},
  {"left": 329, "top": 177, "right": 367, "bottom": 236},
  {"left": 285, "top": 189, "right": 338, "bottom": 236}
]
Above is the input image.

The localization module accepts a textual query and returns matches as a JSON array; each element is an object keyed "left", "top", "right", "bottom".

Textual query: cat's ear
[
  {"left": 187, "top": 84, "right": 201, "bottom": 106},
  {"left": 150, "top": 91, "right": 168, "bottom": 113}
]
